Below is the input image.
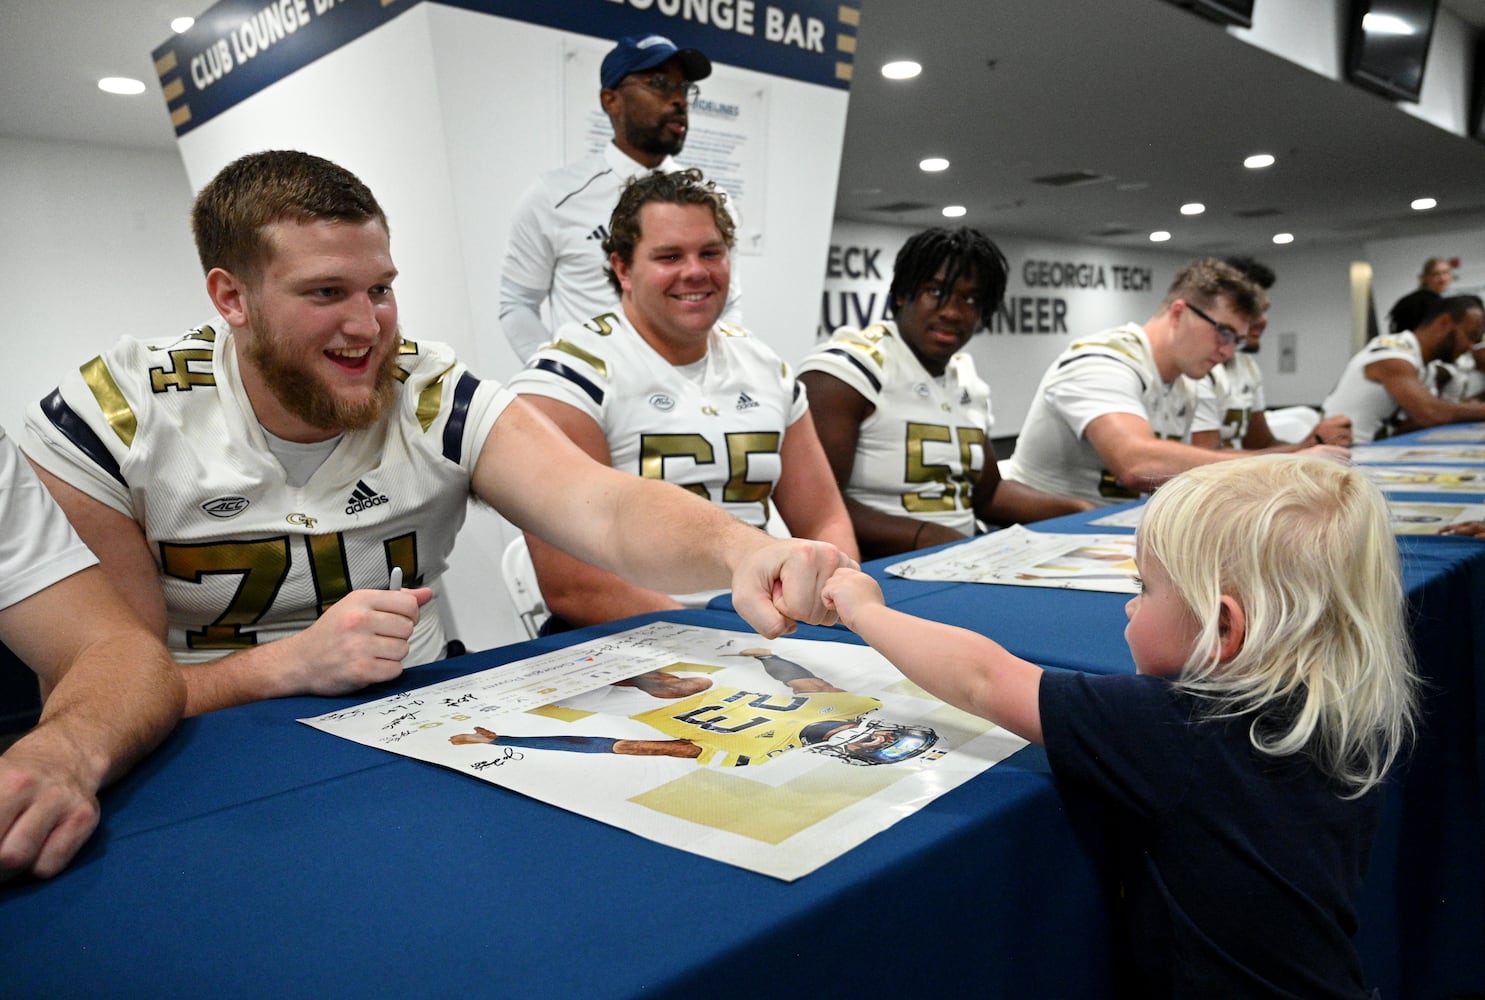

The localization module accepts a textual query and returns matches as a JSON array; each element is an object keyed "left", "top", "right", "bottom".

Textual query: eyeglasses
[
  {"left": 621, "top": 75, "right": 700, "bottom": 104},
  {"left": 1182, "top": 300, "right": 1241, "bottom": 347}
]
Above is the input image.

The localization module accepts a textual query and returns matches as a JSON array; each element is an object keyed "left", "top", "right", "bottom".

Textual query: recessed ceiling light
[
  {"left": 1411, "top": 197, "right": 1437, "bottom": 211},
  {"left": 1272, "top": 232, "right": 1295, "bottom": 245},
  {"left": 171, "top": 16, "right": 195, "bottom": 33},
  {"left": 1244, "top": 153, "right": 1276, "bottom": 169},
  {"left": 919, "top": 157, "right": 950, "bottom": 172},
  {"left": 882, "top": 61, "right": 922, "bottom": 80},
  {"left": 98, "top": 77, "right": 146, "bottom": 95},
  {"left": 1180, "top": 202, "right": 1206, "bottom": 216},
  {"left": 1362, "top": 13, "right": 1414, "bottom": 35},
  {"left": 942, "top": 205, "right": 967, "bottom": 218},
  {"left": 1150, "top": 231, "right": 1172, "bottom": 243}
]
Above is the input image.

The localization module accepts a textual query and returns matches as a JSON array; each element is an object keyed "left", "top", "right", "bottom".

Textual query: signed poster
[
  {"left": 886, "top": 525, "right": 1139, "bottom": 594},
  {"left": 301, "top": 622, "right": 1027, "bottom": 881}
]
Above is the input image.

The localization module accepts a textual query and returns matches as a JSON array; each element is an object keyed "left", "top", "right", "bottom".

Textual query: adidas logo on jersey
[
  {"left": 587, "top": 225, "right": 610, "bottom": 242},
  {"left": 735, "top": 392, "right": 759, "bottom": 411},
  {"left": 960, "top": 389, "right": 972, "bottom": 405},
  {"left": 345, "top": 479, "right": 390, "bottom": 515}
]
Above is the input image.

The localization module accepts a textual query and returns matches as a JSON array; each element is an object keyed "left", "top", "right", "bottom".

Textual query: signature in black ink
[{"left": 470, "top": 747, "right": 525, "bottom": 771}]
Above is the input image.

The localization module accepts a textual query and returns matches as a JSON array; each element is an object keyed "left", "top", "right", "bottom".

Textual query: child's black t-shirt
[{"left": 1040, "top": 669, "right": 1377, "bottom": 998}]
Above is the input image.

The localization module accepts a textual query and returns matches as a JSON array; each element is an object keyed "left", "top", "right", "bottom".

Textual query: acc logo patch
[
  {"left": 649, "top": 393, "right": 676, "bottom": 411},
  {"left": 201, "top": 496, "right": 249, "bottom": 518}
]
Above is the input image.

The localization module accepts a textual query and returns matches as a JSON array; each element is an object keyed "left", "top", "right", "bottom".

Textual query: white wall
[{"left": 0, "top": 136, "right": 206, "bottom": 437}]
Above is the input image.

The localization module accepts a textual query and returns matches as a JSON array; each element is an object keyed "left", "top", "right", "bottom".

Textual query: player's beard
[{"left": 243, "top": 307, "right": 400, "bottom": 433}]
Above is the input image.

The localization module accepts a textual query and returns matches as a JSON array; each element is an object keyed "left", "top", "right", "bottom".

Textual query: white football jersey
[
  {"left": 508, "top": 310, "right": 806, "bottom": 531},
  {"left": 23, "top": 320, "right": 512, "bottom": 665},
  {"left": 1321, "top": 331, "right": 1424, "bottom": 443},
  {"left": 1202, "top": 351, "right": 1267, "bottom": 446},
  {"left": 0, "top": 424, "right": 98, "bottom": 612},
  {"left": 799, "top": 322, "right": 991, "bottom": 536},
  {"left": 1002, "top": 323, "right": 1202, "bottom": 505}
]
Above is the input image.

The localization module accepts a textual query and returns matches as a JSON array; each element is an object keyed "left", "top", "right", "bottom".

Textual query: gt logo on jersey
[{"left": 201, "top": 495, "right": 250, "bottom": 518}]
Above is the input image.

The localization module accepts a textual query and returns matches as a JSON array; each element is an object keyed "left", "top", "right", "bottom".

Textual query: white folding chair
[
  {"left": 1264, "top": 405, "right": 1321, "bottom": 444},
  {"left": 501, "top": 536, "right": 550, "bottom": 639}
]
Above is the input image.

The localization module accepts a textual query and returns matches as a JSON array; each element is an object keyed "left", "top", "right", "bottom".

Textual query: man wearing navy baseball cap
[{"left": 499, "top": 33, "right": 741, "bottom": 362}]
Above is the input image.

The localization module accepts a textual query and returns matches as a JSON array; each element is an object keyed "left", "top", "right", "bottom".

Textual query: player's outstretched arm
[
  {"left": 0, "top": 566, "right": 184, "bottom": 881},
  {"left": 474, "top": 398, "right": 854, "bottom": 638},
  {"left": 822, "top": 568, "right": 1044, "bottom": 744},
  {"left": 516, "top": 395, "right": 686, "bottom": 628}
]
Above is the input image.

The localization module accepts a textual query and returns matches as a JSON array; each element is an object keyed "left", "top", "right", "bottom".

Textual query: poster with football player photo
[{"left": 302, "top": 621, "right": 1027, "bottom": 880}]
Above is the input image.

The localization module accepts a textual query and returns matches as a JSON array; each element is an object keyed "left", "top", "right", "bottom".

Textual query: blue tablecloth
[{"left": 5, "top": 431, "right": 1485, "bottom": 997}]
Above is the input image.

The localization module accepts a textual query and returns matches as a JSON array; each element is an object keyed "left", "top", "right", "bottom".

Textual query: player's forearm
[
  {"left": 980, "top": 479, "right": 1093, "bottom": 527},
  {"left": 601, "top": 478, "right": 766, "bottom": 593},
  {"left": 1105, "top": 439, "right": 1243, "bottom": 493},
  {"left": 180, "top": 642, "right": 304, "bottom": 717},
  {"left": 847, "top": 498, "right": 964, "bottom": 560},
  {"left": 28, "top": 631, "right": 184, "bottom": 788}
]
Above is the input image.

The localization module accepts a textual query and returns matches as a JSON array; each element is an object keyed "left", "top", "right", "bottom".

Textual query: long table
[{"left": 4, "top": 431, "right": 1484, "bottom": 997}]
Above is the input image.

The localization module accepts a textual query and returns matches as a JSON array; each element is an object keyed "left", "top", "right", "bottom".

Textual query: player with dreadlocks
[{"left": 800, "top": 226, "right": 1091, "bottom": 559}]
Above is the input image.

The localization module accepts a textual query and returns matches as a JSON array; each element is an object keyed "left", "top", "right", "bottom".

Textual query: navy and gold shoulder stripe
[{"left": 40, "top": 388, "right": 126, "bottom": 486}]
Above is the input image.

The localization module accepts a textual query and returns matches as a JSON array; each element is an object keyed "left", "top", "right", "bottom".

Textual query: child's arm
[{"left": 822, "top": 568, "right": 1045, "bottom": 745}]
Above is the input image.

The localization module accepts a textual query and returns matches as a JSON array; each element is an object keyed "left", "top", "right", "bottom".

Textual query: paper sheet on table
[
  {"left": 885, "top": 525, "right": 1139, "bottom": 594},
  {"left": 1092, "top": 498, "right": 1485, "bottom": 535},
  {"left": 1087, "top": 505, "right": 1145, "bottom": 529},
  {"left": 301, "top": 622, "right": 1027, "bottom": 882},
  {"left": 1359, "top": 464, "right": 1485, "bottom": 493},
  {"left": 1353, "top": 445, "right": 1485, "bottom": 464},
  {"left": 1413, "top": 425, "right": 1485, "bottom": 443}
]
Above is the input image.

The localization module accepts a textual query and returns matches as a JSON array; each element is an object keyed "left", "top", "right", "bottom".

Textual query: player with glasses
[
  {"left": 1003, "top": 258, "right": 1348, "bottom": 506},
  {"left": 1181, "top": 299, "right": 1240, "bottom": 348},
  {"left": 500, "top": 34, "right": 741, "bottom": 362}
]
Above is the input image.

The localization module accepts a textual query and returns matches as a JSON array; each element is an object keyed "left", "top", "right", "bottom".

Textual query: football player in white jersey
[
  {"left": 1190, "top": 257, "right": 1352, "bottom": 451},
  {"left": 1004, "top": 259, "right": 1348, "bottom": 506},
  {"left": 800, "top": 227, "right": 1092, "bottom": 559},
  {"left": 22, "top": 151, "right": 852, "bottom": 718},
  {"left": 1322, "top": 295, "right": 1485, "bottom": 443},
  {"left": 510, "top": 169, "right": 855, "bottom": 630}
]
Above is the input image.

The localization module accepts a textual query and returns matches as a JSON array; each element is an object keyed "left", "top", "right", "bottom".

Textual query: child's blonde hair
[{"left": 1138, "top": 454, "right": 1417, "bottom": 796}]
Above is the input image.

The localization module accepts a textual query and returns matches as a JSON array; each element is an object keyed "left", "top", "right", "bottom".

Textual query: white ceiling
[{"left": 4, "top": 0, "right": 1485, "bottom": 257}]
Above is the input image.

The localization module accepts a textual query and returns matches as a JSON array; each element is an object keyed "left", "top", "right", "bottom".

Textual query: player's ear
[
  {"left": 1216, "top": 594, "right": 1246, "bottom": 663},
  {"left": 610, "top": 253, "right": 633, "bottom": 295},
  {"left": 207, "top": 267, "right": 251, "bottom": 328}
]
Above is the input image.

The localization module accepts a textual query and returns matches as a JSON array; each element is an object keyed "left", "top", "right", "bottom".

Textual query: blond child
[{"left": 823, "top": 454, "right": 1417, "bottom": 996}]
